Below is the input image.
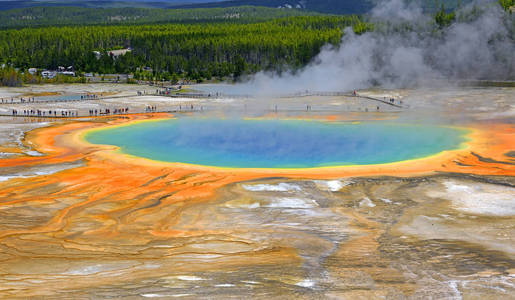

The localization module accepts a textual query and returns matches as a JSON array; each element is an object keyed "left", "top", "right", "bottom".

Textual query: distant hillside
[
  {"left": 0, "top": 0, "right": 374, "bottom": 14},
  {"left": 0, "top": 6, "right": 322, "bottom": 28},
  {"left": 172, "top": 0, "right": 473, "bottom": 14},
  {"left": 175, "top": 0, "right": 374, "bottom": 15},
  {"left": 404, "top": 0, "right": 476, "bottom": 11},
  {"left": 0, "top": 0, "right": 224, "bottom": 11},
  {"left": 0, "top": 0, "right": 476, "bottom": 15}
]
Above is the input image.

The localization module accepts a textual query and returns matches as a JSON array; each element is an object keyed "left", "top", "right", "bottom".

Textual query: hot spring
[{"left": 85, "top": 118, "right": 469, "bottom": 168}]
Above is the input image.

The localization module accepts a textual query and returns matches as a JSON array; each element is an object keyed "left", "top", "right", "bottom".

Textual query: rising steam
[{"left": 236, "top": 0, "right": 514, "bottom": 95}]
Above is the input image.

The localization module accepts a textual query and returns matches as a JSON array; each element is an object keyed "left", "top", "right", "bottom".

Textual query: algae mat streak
[{"left": 85, "top": 118, "right": 468, "bottom": 168}]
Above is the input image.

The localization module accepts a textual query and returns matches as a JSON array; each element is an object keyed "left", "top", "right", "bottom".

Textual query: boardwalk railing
[
  {"left": 0, "top": 95, "right": 98, "bottom": 105},
  {"left": 169, "top": 92, "right": 252, "bottom": 99},
  {"left": 281, "top": 92, "right": 405, "bottom": 108}
]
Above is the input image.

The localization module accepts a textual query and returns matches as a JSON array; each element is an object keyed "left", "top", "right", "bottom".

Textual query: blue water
[{"left": 85, "top": 118, "right": 468, "bottom": 168}]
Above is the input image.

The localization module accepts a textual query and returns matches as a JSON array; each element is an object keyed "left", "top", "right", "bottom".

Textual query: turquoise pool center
[{"left": 85, "top": 118, "right": 468, "bottom": 168}]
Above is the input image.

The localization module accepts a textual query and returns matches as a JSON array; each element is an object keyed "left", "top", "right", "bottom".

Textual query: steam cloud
[{"left": 237, "top": 0, "right": 515, "bottom": 95}]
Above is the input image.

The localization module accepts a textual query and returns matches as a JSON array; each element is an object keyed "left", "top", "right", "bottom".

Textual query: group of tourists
[
  {"left": 88, "top": 107, "right": 130, "bottom": 116},
  {"left": 11, "top": 109, "right": 78, "bottom": 117},
  {"left": 10, "top": 106, "right": 133, "bottom": 117},
  {"left": 145, "top": 105, "right": 157, "bottom": 112},
  {"left": 1, "top": 97, "right": 36, "bottom": 104},
  {"left": 8, "top": 105, "right": 158, "bottom": 118},
  {"left": 81, "top": 94, "right": 98, "bottom": 100},
  {"left": 384, "top": 97, "right": 403, "bottom": 105}
]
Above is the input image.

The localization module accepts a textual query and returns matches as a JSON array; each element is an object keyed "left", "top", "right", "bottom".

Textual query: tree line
[{"left": 0, "top": 15, "right": 372, "bottom": 85}]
